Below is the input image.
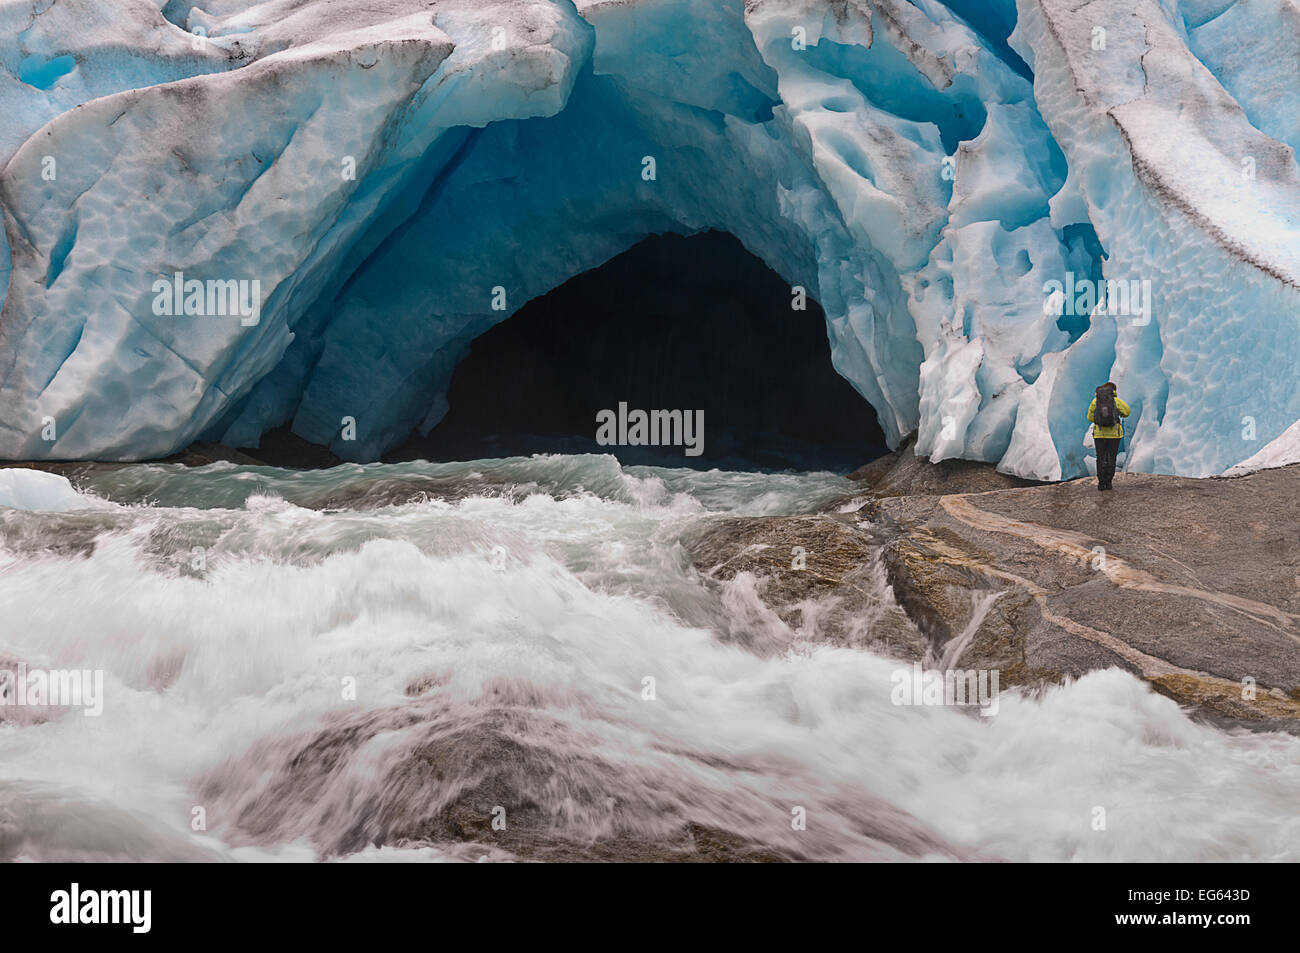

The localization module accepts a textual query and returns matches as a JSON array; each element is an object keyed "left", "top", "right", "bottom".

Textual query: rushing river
[{"left": 0, "top": 455, "right": 1297, "bottom": 862}]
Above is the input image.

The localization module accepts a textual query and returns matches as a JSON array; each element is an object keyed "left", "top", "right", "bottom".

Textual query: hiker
[{"left": 1087, "top": 381, "right": 1130, "bottom": 491}]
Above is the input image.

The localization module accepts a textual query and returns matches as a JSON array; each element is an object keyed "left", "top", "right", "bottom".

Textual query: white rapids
[{"left": 0, "top": 456, "right": 1296, "bottom": 862}]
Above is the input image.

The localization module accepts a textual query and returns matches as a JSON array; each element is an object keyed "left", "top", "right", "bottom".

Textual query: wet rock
[
  {"left": 198, "top": 700, "right": 955, "bottom": 862},
  {"left": 850, "top": 433, "right": 1043, "bottom": 498},
  {"left": 229, "top": 427, "right": 344, "bottom": 470},
  {"left": 688, "top": 451, "right": 1300, "bottom": 725},
  {"left": 3, "top": 433, "right": 319, "bottom": 478},
  {"left": 682, "top": 514, "right": 927, "bottom": 658},
  {"left": 872, "top": 464, "right": 1300, "bottom": 724},
  {"left": 162, "top": 441, "right": 265, "bottom": 467}
]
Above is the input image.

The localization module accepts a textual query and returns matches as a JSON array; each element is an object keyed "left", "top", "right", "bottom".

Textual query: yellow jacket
[{"left": 1087, "top": 395, "right": 1131, "bottom": 439}]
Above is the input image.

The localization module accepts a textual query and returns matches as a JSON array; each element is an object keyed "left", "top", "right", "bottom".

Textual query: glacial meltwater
[{"left": 0, "top": 455, "right": 1297, "bottom": 862}]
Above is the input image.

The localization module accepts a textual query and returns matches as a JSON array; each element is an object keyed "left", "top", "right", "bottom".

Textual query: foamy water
[{"left": 0, "top": 455, "right": 1296, "bottom": 862}]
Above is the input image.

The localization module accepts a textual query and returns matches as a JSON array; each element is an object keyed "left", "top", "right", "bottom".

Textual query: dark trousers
[{"left": 1095, "top": 437, "right": 1120, "bottom": 489}]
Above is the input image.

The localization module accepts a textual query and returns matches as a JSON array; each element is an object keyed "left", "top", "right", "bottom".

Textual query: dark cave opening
[{"left": 390, "top": 230, "right": 889, "bottom": 472}]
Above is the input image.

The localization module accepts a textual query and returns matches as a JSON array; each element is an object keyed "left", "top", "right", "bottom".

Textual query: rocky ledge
[{"left": 688, "top": 447, "right": 1300, "bottom": 728}]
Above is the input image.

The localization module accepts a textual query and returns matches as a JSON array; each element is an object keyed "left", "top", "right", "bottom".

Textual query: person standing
[{"left": 1087, "top": 382, "right": 1130, "bottom": 491}]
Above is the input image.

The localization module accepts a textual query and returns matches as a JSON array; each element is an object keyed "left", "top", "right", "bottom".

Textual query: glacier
[{"left": 0, "top": 0, "right": 1297, "bottom": 478}]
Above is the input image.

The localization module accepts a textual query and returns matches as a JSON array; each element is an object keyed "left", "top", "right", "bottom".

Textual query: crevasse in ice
[{"left": 0, "top": 0, "right": 1297, "bottom": 477}]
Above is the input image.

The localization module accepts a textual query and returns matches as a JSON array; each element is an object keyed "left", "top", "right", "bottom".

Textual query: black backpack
[{"left": 1095, "top": 386, "right": 1118, "bottom": 428}]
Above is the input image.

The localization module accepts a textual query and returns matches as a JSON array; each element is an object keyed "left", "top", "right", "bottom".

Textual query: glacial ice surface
[
  {"left": 0, "top": 468, "right": 101, "bottom": 512},
  {"left": 0, "top": 0, "right": 1296, "bottom": 477}
]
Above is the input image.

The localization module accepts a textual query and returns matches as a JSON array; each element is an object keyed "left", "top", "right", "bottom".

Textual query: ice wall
[{"left": 0, "top": 0, "right": 1296, "bottom": 476}]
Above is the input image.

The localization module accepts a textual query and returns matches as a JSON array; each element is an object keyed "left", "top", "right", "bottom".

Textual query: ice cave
[
  {"left": 402, "top": 231, "right": 887, "bottom": 470},
  {"left": 1, "top": 0, "right": 1298, "bottom": 478}
]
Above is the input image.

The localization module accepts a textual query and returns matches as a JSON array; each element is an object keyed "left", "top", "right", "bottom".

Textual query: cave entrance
[{"left": 391, "top": 231, "right": 888, "bottom": 472}]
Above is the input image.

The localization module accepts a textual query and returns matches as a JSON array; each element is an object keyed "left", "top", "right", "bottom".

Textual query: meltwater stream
[{"left": 0, "top": 455, "right": 1297, "bottom": 862}]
